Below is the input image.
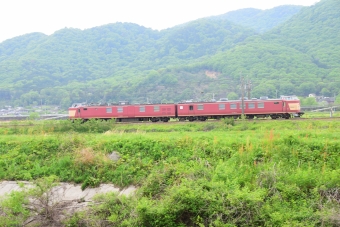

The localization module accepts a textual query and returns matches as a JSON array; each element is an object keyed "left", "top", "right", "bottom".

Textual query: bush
[
  {"left": 28, "top": 112, "right": 40, "bottom": 120},
  {"left": 223, "top": 117, "right": 235, "bottom": 126}
]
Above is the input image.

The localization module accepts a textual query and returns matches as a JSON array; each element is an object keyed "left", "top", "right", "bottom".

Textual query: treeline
[{"left": 0, "top": 0, "right": 339, "bottom": 108}]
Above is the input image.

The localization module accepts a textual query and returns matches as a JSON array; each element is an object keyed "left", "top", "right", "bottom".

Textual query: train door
[
  {"left": 272, "top": 101, "right": 284, "bottom": 112},
  {"left": 177, "top": 104, "right": 190, "bottom": 115},
  {"left": 282, "top": 101, "right": 288, "bottom": 112},
  {"left": 177, "top": 104, "right": 192, "bottom": 118},
  {"left": 127, "top": 106, "right": 134, "bottom": 118},
  {"left": 189, "top": 105, "right": 194, "bottom": 115},
  {"left": 77, "top": 108, "right": 81, "bottom": 118},
  {"left": 280, "top": 101, "right": 285, "bottom": 112},
  {"left": 76, "top": 107, "right": 85, "bottom": 118},
  {"left": 76, "top": 107, "right": 89, "bottom": 119}
]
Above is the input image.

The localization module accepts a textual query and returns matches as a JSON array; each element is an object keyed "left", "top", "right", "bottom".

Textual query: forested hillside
[
  {"left": 186, "top": 0, "right": 339, "bottom": 99},
  {"left": 212, "top": 5, "right": 303, "bottom": 33},
  {"left": 0, "top": 0, "right": 338, "bottom": 108},
  {"left": 263, "top": 0, "right": 340, "bottom": 98}
]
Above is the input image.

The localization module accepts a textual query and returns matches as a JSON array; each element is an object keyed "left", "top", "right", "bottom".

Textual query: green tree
[
  {"left": 252, "top": 83, "right": 276, "bottom": 98},
  {"left": 60, "top": 97, "right": 72, "bottom": 110},
  {"left": 321, "top": 88, "right": 331, "bottom": 97},
  {"left": 335, "top": 93, "right": 340, "bottom": 104},
  {"left": 300, "top": 97, "right": 318, "bottom": 106},
  {"left": 227, "top": 92, "right": 238, "bottom": 100},
  {"left": 279, "top": 82, "right": 295, "bottom": 95},
  {"left": 298, "top": 82, "right": 316, "bottom": 96},
  {"left": 29, "top": 112, "right": 40, "bottom": 120}
]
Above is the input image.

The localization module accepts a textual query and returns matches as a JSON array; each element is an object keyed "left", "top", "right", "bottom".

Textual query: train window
[
  {"left": 230, "top": 104, "right": 237, "bottom": 109},
  {"left": 219, "top": 104, "right": 225, "bottom": 110},
  {"left": 248, "top": 103, "right": 255, "bottom": 109},
  {"left": 274, "top": 102, "right": 279, "bottom": 104},
  {"left": 240, "top": 103, "right": 246, "bottom": 109},
  {"left": 117, "top": 107, "right": 123, "bottom": 113},
  {"left": 189, "top": 105, "right": 194, "bottom": 110},
  {"left": 78, "top": 109, "right": 80, "bottom": 113},
  {"left": 258, "top": 102, "right": 264, "bottom": 108},
  {"left": 139, "top": 106, "right": 145, "bottom": 112},
  {"left": 197, "top": 104, "right": 204, "bottom": 110},
  {"left": 106, "top": 108, "right": 112, "bottom": 113},
  {"left": 83, "top": 108, "right": 87, "bottom": 110},
  {"left": 154, "top": 106, "right": 160, "bottom": 112}
]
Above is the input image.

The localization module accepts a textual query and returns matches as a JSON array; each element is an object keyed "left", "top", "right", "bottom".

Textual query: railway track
[{"left": 0, "top": 117, "right": 339, "bottom": 128}]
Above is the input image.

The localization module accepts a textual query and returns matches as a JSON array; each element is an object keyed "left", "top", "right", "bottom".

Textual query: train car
[
  {"left": 176, "top": 102, "right": 230, "bottom": 121},
  {"left": 280, "top": 95, "right": 303, "bottom": 118},
  {"left": 68, "top": 102, "right": 176, "bottom": 122},
  {"left": 176, "top": 96, "right": 303, "bottom": 121},
  {"left": 69, "top": 96, "right": 303, "bottom": 122}
]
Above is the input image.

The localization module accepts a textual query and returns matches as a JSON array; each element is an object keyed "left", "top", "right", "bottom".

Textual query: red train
[{"left": 69, "top": 96, "right": 304, "bottom": 122}]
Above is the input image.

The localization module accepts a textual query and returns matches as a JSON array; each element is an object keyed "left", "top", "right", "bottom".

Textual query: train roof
[{"left": 70, "top": 96, "right": 299, "bottom": 108}]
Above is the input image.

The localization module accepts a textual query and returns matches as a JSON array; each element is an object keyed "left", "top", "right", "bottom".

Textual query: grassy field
[{"left": 0, "top": 117, "right": 340, "bottom": 226}]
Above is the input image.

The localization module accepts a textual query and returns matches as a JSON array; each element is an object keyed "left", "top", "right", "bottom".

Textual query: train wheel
[
  {"left": 247, "top": 115, "right": 254, "bottom": 119},
  {"left": 188, "top": 116, "right": 195, "bottom": 122},
  {"left": 284, "top": 114, "right": 290, "bottom": 119},
  {"left": 270, "top": 115, "right": 277, "bottom": 120}
]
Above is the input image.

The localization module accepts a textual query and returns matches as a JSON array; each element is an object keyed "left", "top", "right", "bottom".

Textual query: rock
[{"left": 108, "top": 151, "right": 121, "bottom": 161}]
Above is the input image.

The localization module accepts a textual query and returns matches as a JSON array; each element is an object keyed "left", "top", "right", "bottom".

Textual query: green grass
[
  {"left": 1, "top": 119, "right": 340, "bottom": 226},
  {"left": 303, "top": 110, "right": 340, "bottom": 118}
]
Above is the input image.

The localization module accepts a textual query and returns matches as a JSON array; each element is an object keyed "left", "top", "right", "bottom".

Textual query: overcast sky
[{"left": 0, "top": 0, "right": 320, "bottom": 43}]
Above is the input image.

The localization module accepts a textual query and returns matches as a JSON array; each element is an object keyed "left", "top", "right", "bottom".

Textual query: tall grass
[{"left": 1, "top": 119, "right": 340, "bottom": 226}]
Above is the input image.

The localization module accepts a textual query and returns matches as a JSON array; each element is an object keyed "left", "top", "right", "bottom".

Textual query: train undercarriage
[
  {"left": 79, "top": 112, "right": 304, "bottom": 123},
  {"left": 175, "top": 112, "right": 304, "bottom": 122}
]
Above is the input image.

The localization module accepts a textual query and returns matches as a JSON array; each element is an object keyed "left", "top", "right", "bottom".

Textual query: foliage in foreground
[
  {"left": 0, "top": 176, "right": 67, "bottom": 226},
  {"left": 1, "top": 119, "right": 340, "bottom": 226}
]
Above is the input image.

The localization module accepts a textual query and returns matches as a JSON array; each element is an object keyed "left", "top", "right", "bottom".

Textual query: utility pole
[
  {"left": 246, "top": 77, "right": 252, "bottom": 100},
  {"left": 330, "top": 106, "right": 333, "bottom": 118},
  {"left": 240, "top": 75, "right": 245, "bottom": 116}
]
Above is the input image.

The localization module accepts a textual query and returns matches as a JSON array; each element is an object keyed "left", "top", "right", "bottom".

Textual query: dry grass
[{"left": 74, "top": 148, "right": 109, "bottom": 166}]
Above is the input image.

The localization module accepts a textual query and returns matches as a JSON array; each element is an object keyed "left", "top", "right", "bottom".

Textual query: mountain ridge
[{"left": 0, "top": 1, "right": 338, "bottom": 108}]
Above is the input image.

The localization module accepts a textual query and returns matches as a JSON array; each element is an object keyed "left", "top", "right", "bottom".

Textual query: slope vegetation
[{"left": 0, "top": 0, "right": 338, "bottom": 107}]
